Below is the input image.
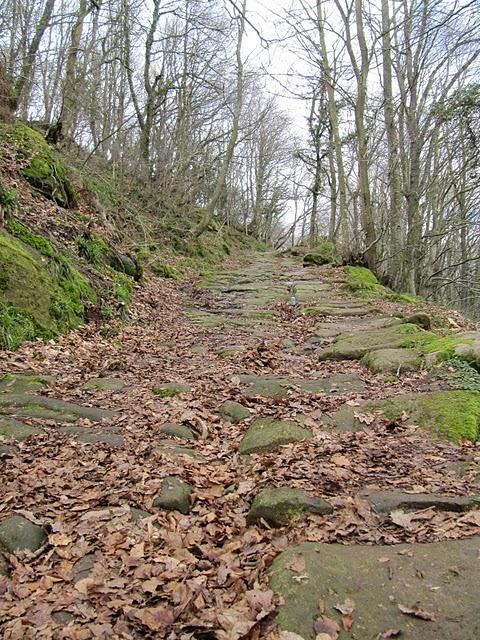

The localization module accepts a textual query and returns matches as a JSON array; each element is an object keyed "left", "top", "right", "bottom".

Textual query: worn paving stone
[
  {"left": 153, "top": 382, "right": 191, "bottom": 397},
  {"left": 0, "top": 373, "right": 55, "bottom": 394},
  {"left": 217, "top": 400, "right": 251, "bottom": 423},
  {"left": 247, "top": 488, "right": 333, "bottom": 526},
  {"left": 270, "top": 538, "right": 480, "bottom": 639},
  {"left": 240, "top": 373, "right": 366, "bottom": 399},
  {"left": 82, "top": 377, "right": 126, "bottom": 392},
  {"left": 0, "top": 393, "right": 117, "bottom": 423},
  {"left": 325, "top": 390, "right": 480, "bottom": 443},
  {"left": 318, "top": 323, "right": 427, "bottom": 361},
  {"left": 157, "top": 439, "right": 204, "bottom": 460},
  {"left": 0, "top": 515, "right": 46, "bottom": 553},
  {"left": 153, "top": 476, "right": 192, "bottom": 514},
  {"left": 362, "top": 489, "right": 480, "bottom": 513},
  {"left": 57, "top": 425, "right": 124, "bottom": 447},
  {"left": 304, "top": 303, "right": 372, "bottom": 317},
  {"left": 0, "top": 417, "right": 40, "bottom": 441},
  {"left": 159, "top": 422, "right": 198, "bottom": 441},
  {"left": 239, "top": 418, "right": 312, "bottom": 455},
  {"left": 361, "top": 348, "right": 423, "bottom": 374}
]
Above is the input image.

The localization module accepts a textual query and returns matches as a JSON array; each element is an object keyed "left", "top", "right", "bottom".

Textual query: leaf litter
[{"left": 0, "top": 258, "right": 479, "bottom": 638}]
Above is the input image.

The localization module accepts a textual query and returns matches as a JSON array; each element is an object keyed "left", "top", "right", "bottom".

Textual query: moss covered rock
[
  {"left": 153, "top": 476, "right": 192, "bottom": 514},
  {"left": 0, "top": 417, "right": 40, "bottom": 441},
  {"left": 270, "top": 539, "right": 480, "bottom": 639},
  {"left": 1, "top": 122, "right": 75, "bottom": 207},
  {"left": 217, "top": 400, "right": 251, "bottom": 423},
  {"left": 304, "top": 303, "right": 371, "bottom": 317},
  {"left": 239, "top": 418, "right": 312, "bottom": 455},
  {"left": 361, "top": 348, "right": 423, "bottom": 374},
  {"left": 153, "top": 382, "right": 191, "bottom": 397},
  {"left": 319, "top": 323, "right": 428, "bottom": 361},
  {"left": 0, "top": 514, "right": 46, "bottom": 552},
  {"left": 247, "top": 488, "right": 333, "bottom": 526},
  {"left": 159, "top": 422, "right": 197, "bottom": 441},
  {"left": 82, "top": 377, "right": 126, "bottom": 392},
  {"left": 303, "top": 240, "right": 335, "bottom": 266},
  {"left": 0, "top": 225, "right": 96, "bottom": 350},
  {"left": 0, "top": 373, "right": 54, "bottom": 393},
  {"left": 0, "top": 392, "right": 117, "bottom": 423},
  {"left": 240, "top": 373, "right": 366, "bottom": 399},
  {"left": 328, "top": 390, "right": 480, "bottom": 442}
]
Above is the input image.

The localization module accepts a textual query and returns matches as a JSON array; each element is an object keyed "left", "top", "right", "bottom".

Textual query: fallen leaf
[
  {"left": 314, "top": 615, "right": 340, "bottom": 639},
  {"left": 398, "top": 603, "right": 435, "bottom": 621},
  {"left": 390, "top": 510, "right": 414, "bottom": 529},
  {"left": 129, "top": 604, "right": 174, "bottom": 631},
  {"left": 288, "top": 554, "right": 306, "bottom": 573},
  {"left": 334, "top": 597, "right": 355, "bottom": 615},
  {"left": 331, "top": 453, "right": 350, "bottom": 467},
  {"left": 279, "top": 632, "right": 306, "bottom": 640},
  {"left": 376, "top": 630, "right": 402, "bottom": 639}
]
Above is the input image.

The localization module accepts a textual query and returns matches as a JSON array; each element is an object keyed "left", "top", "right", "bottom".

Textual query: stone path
[{"left": 1, "top": 251, "right": 479, "bottom": 637}]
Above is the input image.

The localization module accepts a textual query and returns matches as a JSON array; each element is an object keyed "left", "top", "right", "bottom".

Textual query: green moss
[
  {"left": 303, "top": 239, "right": 335, "bottom": 266},
  {"left": 151, "top": 260, "right": 181, "bottom": 279},
  {"left": 335, "top": 391, "right": 480, "bottom": 443},
  {"left": 342, "top": 266, "right": 388, "bottom": 295},
  {"left": 415, "top": 391, "right": 480, "bottom": 442},
  {"left": 421, "top": 334, "right": 474, "bottom": 357},
  {"left": 6, "top": 218, "right": 54, "bottom": 257},
  {"left": 1, "top": 122, "right": 76, "bottom": 208},
  {"left": 0, "top": 226, "right": 96, "bottom": 349}
]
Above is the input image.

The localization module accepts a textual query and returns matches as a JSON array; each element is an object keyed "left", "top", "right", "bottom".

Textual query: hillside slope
[{"left": 0, "top": 121, "right": 255, "bottom": 350}]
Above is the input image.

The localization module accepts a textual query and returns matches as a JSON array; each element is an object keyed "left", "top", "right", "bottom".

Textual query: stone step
[
  {"left": 0, "top": 393, "right": 117, "bottom": 423},
  {"left": 270, "top": 538, "right": 480, "bottom": 639},
  {"left": 239, "top": 373, "right": 367, "bottom": 399},
  {"left": 325, "top": 390, "right": 480, "bottom": 443}
]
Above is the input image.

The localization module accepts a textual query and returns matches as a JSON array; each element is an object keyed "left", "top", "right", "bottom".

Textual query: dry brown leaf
[
  {"left": 390, "top": 510, "right": 414, "bottom": 529},
  {"left": 398, "top": 603, "right": 435, "bottom": 621},
  {"left": 287, "top": 554, "right": 306, "bottom": 573},
  {"left": 314, "top": 615, "right": 340, "bottom": 639}
]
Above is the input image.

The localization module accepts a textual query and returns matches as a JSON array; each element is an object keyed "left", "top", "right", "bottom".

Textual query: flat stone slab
[
  {"left": 361, "top": 348, "right": 423, "bottom": 374},
  {"left": 153, "top": 476, "right": 192, "bottom": 514},
  {"left": 157, "top": 439, "right": 203, "bottom": 460},
  {"left": 326, "top": 390, "right": 480, "bottom": 443},
  {"left": 159, "top": 422, "right": 198, "bottom": 441},
  {"left": 319, "top": 323, "right": 428, "bottom": 361},
  {"left": 0, "top": 515, "right": 46, "bottom": 553},
  {"left": 0, "top": 417, "right": 40, "bottom": 441},
  {"left": 362, "top": 490, "right": 480, "bottom": 513},
  {"left": 239, "top": 418, "right": 312, "bottom": 455},
  {"left": 153, "top": 382, "right": 191, "bottom": 397},
  {"left": 0, "top": 393, "right": 117, "bottom": 423},
  {"left": 240, "top": 373, "right": 366, "bottom": 399},
  {"left": 82, "top": 377, "right": 126, "bottom": 392},
  {"left": 217, "top": 400, "right": 251, "bottom": 423},
  {"left": 270, "top": 538, "right": 480, "bottom": 639},
  {"left": 247, "top": 488, "right": 333, "bottom": 526},
  {"left": 312, "top": 316, "right": 402, "bottom": 340},
  {"left": 304, "top": 303, "right": 373, "bottom": 318},
  {"left": 0, "top": 373, "right": 55, "bottom": 394},
  {"left": 57, "top": 425, "right": 124, "bottom": 447}
]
